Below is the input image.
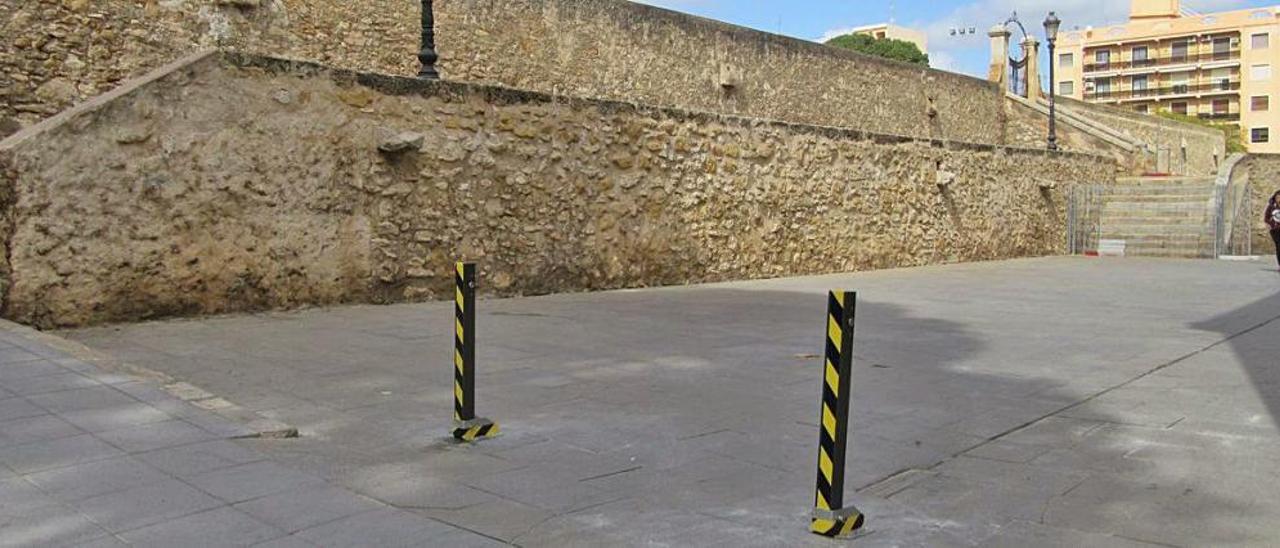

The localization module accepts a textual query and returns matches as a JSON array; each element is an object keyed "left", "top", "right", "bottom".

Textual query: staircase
[{"left": 1094, "top": 176, "right": 1218, "bottom": 258}]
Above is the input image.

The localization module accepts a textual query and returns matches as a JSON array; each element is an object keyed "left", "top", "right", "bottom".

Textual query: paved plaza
[{"left": 9, "top": 256, "right": 1276, "bottom": 546}]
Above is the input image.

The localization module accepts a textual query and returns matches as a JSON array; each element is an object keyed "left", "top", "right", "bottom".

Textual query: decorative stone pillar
[
  {"left": 988, "top": 25, "right": 1011, "bottom": 87},
  {"left": 1022, "top": 36, "right": 1042, "bottom": 102}
]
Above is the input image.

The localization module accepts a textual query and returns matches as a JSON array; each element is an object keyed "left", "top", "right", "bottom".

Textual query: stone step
[
  {"left": 1099, "top": 215, "right": 1210, "bottom": 224},
  {"left": 1114, "top": 177, "right": 1217, "bottom": 185},
  {"left": 1098, "top": 233, "right": 1209, "bottom": 243},
  {"left": 1097, "top": 194, "right": 1216, "bottom": 202},
  {"left": 1100, "top": 208, "right": 1209, "bottom": 216},
  {"left": 1104, "top": 187, "right": 1215, "bottom": 195}
]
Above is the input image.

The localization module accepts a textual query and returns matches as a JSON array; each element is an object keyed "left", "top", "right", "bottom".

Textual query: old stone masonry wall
[
  {"left": 434, "top": 0, "right": 1008, "bottom": 146},
  {"left": 0, "top": 54, "right": 1116, "bottom": 328},
  {"left": 0, "top": 0, "right": 419, "bottom": 134}
]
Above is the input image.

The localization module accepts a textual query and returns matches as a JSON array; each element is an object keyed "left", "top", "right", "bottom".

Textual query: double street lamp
[
  {"left": 1044, "top": 12, "right": 1061, "bottom": 151},
  {"left": 419, "top": 0, "right": 439, "bottom": 79}
]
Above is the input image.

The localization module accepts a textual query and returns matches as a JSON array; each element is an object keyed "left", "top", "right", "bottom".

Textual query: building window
[
  {"left": 1096, "top": 50, "right": 1111, "bottom": 66},
  {"left": 1060, "top": 81, "right": 1074, "bottom": 96},
  {"left": 1212, "top": 98, "right": 1230, "bottom": 114},
  {"left": 1172, "top": 40, "right": 1189, "bottom": 61},
  {"left": 1133, "top": 75, "right": 1149, "bottom": 92},
  {"left": 1096, "top": 78, "right": 1112, "bottom": 94},
  {"left": 1132, "top": 46, "right": 1149, "bottom": 62},
  {"left": 1213, "top": 37, "right": 1232, "bottom": 60},
  {"left": 1254, "top": 33, "right": 1270, "bottom": 49},
  {"left": 1252, "top": 64, "right": 1272, "bottom": 81},
  {"left": 1059, "top": 53, "right": 1074, "bottom": 68},
  {"left": 1136, "top": 104, "right": 1149, "bottom": 113},
  {"left": 1253, "top": 95, "right": 1270, "bottom": 111},
  {"left": 1252, "top": 127, "right": 1270, "bottom": 143},
  {"left": 1172, "top": 102, "right": 1188, "bottom": 115}
]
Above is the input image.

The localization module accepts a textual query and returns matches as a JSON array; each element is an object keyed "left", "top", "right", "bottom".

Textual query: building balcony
[
  {"left": 1197, "top": 112, "right": 1241, "bottom": 122},
  {"left": 1083, "top": 81, "right": 1240, "bottom": 101},
  {"left": 1082, "top": 50, "right": 1240, "bottom": 73}
]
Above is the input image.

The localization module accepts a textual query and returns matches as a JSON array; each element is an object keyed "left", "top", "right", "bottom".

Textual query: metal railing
[
  {"left": 1084, "top": 81, "right": 1240, "bottom": 101},
  {"left": 1067, "top": 184, "right": 1105, "bottom": 255},
  {"left": 1083, "top": 50, "right": 1240, "bottom": 73}
]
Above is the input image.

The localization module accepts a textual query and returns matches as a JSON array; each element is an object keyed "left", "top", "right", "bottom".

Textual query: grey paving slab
[
  {"left": 135, "top": 439, "right": 265, "bottom": 477},
  {"left": 293, "top": 508, "right": 463, "bottom": 547},
  {"left": 0, "top": 502, "right": 112, "bottom": 547},
  {"left": 57, "top": 403, "right": 173, "bottom": 433},
  {"left": 249, "top": 537, "right": 318, "bottom": 548},
  {"left": 25, "top": 456, "right": 170, "bottom": 502},
  {"left": 0, "top": 477, "right": 59, "bottom": 517},
  {"left": 58, "top": 257, "right": 1280, "bottom": 545},
  {"left": 72, "top": 478, "right": 223, "bottom": 533},
  {"left": 185, "top": 461, "right": 327, "bottom": 504},
  {"left": 0, "top": 433, "right": 125, "bottom": 474},
  {"left": 117, "top": 507, "right": 284, "bottom": 547},
  {"left": 26, "top": 386, "right": 139, "bottom": 414},
  {"left": 95, "top": 419, "right": 215, "bottom": 453},
  {"left": 0, "top": 398, "right": 48, "bottom": 423},
  {"left": 3, "top": 372, "right": 99, "bottom": 396},
  {"left": 233, "top": 485, "right": 381, "bottom": 533},
  {"left": 0, "top": 414, "right": 83, "bottom": 447}
]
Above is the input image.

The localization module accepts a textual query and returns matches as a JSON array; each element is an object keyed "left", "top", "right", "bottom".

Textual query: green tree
[{"left": 825, "top": 33, "right": 929, "bottom": 67}]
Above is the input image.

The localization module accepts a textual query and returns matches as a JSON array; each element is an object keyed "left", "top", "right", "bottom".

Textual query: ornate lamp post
[
  {"left": 419, "top": 0, "right": 440, "bottom": 79},
  {"left": 1044, "top": 12, "right": 1061, "bottom": 151}
]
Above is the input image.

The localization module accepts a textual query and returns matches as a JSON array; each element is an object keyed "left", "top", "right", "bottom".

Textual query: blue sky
[{"left": 636, "top": 0, "right": 1278, "bottom": 77}]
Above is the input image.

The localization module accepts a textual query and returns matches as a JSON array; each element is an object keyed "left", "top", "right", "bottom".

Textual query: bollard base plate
[
  {"left": 451, "top": 417, "right": 500, "bottom": 442},
  {"left": 810, "top": 506, "right": 864, "bottom": 538}
]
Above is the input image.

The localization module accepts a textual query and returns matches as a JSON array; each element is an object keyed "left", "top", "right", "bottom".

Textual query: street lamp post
[
  {"left": 418, "top": 0, "right": 439, "bottom": 79},
  {"left": 1044, "top": 12, "right": 1061, "bottom": 151}
]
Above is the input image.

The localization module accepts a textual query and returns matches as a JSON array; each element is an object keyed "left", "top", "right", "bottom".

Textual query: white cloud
[
  {"left": 928, "top": 50, "right": 962, "bottom": 73},
  {"left": 817, "top": 27, "right": 860, "bottom": 43}
]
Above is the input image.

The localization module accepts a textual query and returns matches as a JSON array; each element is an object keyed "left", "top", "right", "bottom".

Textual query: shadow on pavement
[{"left": 60, "top": 284, "right": 1270, "bottom": 545}]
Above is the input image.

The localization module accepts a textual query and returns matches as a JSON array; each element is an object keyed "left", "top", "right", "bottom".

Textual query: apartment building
[
  {"left": 1055, "top": 0, "right": 1280, "bottom": 152},
  {"left": 849, "top": 23, "right": 929, "bottom": 54}
]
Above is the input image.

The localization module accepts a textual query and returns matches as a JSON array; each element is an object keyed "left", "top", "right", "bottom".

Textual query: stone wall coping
[
  {"left": 1054, "top": 95, "right": 1223, "bottom": 138},
  {"left": 550, "top": 0, "right": 996, "bottom": 91},
  {"left": 0, "top": 50, "right": 221, "bottom": 152},
  {"left": 2, "top": 49, "right": 1110, "bottom": 165},
  {"left": 230, "top": 53, "right": 1108, "bottom": 163}
]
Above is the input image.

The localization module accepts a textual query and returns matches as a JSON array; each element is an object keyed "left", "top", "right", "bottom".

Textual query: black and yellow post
[
  {"left": 452, "top": 262, "right": 499, "bottom": 442},
  {"left": 810, "top": 291, "right": 864, "bottom": 538}
]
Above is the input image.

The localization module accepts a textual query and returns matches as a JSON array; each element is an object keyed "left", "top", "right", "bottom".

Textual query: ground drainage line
[{"left": 858, "top": 311, "right": 1280, "bottom": 494}]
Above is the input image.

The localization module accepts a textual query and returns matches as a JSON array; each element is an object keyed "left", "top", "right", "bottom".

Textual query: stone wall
[
  {"left": 1245, "top": 154, "right": 1280, "bottom": 255},
  {"left": 0, "top": 53, "right": 1117, "bottom": 328},
  {"left": 0, "top": 0, "right": 419, "bottom": 135},
  {"left": 1004, "top": 97, "right": 1140, "bottom": 173},
  {"left": 433, "top": 0, "right": 1011, "bottom": 145},
  {"left": 4, "top": 0, "right": 1221, "bottom": 171},
  {"left": 1056, "top": 96, "right": 1226, "bottom": 177},
  {"left": 4, "top": 0, "right": 1014, "bottom": 147}
]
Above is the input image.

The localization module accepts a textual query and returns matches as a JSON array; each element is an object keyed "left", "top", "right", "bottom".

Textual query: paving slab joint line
[{"left": 0, "top": 319, "right": 298, "bottom": 439}]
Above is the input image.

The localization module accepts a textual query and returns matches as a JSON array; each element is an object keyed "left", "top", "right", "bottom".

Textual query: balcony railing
[
  {"left": 1083, "top": 81, "right": 1240, "bottom": 101},
  {"left": 1082, "top": 50, "right": 1240, "bottom": 73},
  {"left": 1197, "top": 112, "right": 1241, "bottom": 122}
]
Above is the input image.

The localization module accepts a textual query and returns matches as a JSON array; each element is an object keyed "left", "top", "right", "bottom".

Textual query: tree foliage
[{"left": 825, "top": 33, "right": 929, "bottom": 67}]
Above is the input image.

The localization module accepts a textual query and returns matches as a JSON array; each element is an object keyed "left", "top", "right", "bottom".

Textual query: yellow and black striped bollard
[
  {"left": 452, "top": 262, "right": 499, "bottom": 442},
  {"left": 810, "top": 291, "right": 864, "bottom": 538}
]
